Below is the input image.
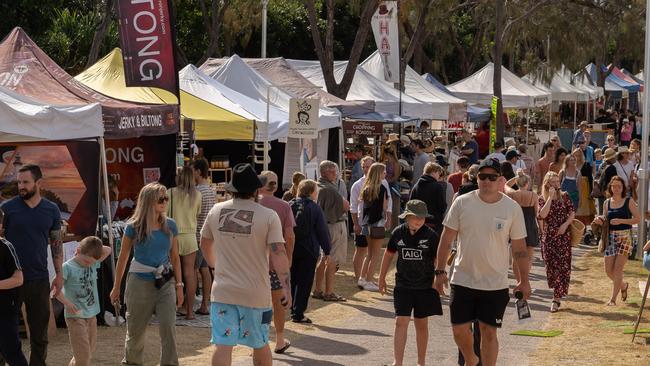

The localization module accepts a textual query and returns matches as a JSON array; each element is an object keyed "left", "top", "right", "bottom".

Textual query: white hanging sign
[
  {"left": 371, "top": 1, "right": 399, "bottom": 83},
  {"left": 288, "top": 98, "right": 319, "bottom": 139}
]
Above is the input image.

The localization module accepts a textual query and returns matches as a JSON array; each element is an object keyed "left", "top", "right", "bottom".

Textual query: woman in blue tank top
[{"left": 593, "top": 176, "right": 639, "bottom": 306}]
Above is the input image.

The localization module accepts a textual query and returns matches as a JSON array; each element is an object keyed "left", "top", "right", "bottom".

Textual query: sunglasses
[
  {"left": 478, "top": 173, "right": 500, "bottom": 182},
  {"left": 157, "top": 196, "right": 169, "bottom": 204}
]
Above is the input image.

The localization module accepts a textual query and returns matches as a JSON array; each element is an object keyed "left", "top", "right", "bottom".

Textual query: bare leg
[
  {"left": 271, "top": 289, "right": 287, "bottom": 351},
  {"left": 314, "top": 256, "right": 326, "bottom": 294},
  {"left": 182, "top": 252, "right": 197, "bottom": 319},
  {"left": 324, "top": 260, "right": 338, "bottom": 295},
  {"left": 363, "top": 238, "right": 383, "bottom": 283},
  {"left": 212, "top": 345, "right": 233, "bottom": 366},
  {"left": 353, "top": 246, "right": 368, "bottom": 281},
  {"left": 393, "top": 316, "right": 409, "bottom": 366},
  {"left": 610, "top": 254, "right": 629, "bottom": 303},
  {"left": 198, "top": 267, "right": 212, "bottom": 313},
  {"left": 252, "top": 344, "right": 272, "bottom": 366},
  {"left": 414, "top": 317, "right": 429, "bottom": 366},
  {"left": 604, "top": 256, "right": 615, "bottom": 281},
  {"left": 452, "top": 323, "right": 479, "bottom": 366},
  {"left": 478, "top": 322, "right": 499, "bottom": 366}
]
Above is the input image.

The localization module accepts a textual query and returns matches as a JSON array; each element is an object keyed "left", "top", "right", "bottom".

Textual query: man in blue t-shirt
[
  {"left": 461, "top": 130, "right": 480, "bottom": 165},
  {"left": 0, "top": 164, "right": 62, "bottom": 366}
]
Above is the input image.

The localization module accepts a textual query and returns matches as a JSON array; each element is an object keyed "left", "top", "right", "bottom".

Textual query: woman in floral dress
[{"left": 538, "top": 171, "right": 575, "bottom": 313}]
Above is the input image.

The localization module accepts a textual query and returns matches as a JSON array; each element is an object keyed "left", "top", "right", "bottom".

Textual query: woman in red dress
[{"left": 538, "top": 171, "right": 575, "bottom": 313}]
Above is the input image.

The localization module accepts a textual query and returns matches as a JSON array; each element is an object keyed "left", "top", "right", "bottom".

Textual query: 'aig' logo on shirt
[{"left": 401, "top": 248, "right": 423, "bottom": 260}]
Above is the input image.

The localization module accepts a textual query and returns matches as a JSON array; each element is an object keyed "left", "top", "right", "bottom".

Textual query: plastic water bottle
[{"left": 515, "top": 291, "right": 531, "bottom": 322}]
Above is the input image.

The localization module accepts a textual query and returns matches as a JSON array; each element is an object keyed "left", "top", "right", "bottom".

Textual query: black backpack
[{"left": 290, "top": 198, "right": 310, "bottom": 241}]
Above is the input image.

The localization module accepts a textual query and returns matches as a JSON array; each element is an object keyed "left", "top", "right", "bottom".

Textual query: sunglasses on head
[
  {"left": 478, "top": 173, "right": 500, "bottom": 182},
  {"left": 157, "top": 196, "right": 169, "bottom": 204}
]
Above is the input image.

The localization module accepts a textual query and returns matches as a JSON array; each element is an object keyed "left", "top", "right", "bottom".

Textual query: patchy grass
[{"left": 528, "top": 251, "right": 650, "bottom": 366}]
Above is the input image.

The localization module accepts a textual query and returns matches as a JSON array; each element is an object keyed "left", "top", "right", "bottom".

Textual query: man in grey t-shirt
[{"left": 411, "top": 139, "right": 431, "bottom": 184}]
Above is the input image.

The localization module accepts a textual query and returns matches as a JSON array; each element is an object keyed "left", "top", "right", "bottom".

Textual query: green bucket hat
[{"left": 398, "top": 199, "right": 431, "bottom": 219}]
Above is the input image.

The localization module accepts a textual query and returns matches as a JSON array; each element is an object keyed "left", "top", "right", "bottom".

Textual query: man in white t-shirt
[
  {"left": 350, "top": 156, "right": 392, "bottom": 291},
  {"left": 200, "top": 163, "right": 291, "bottom": 366},
  {"left": 434, "top": 158, "right": 531, "bottom": 366}
]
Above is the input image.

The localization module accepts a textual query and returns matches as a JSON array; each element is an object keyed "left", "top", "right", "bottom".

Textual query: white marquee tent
[
  {"left": 447, "top": 63, "right": 551, "bottom": 108},
  {"left": 203, "top": 54, "right": 342, "bottom": 132},
  {"left": 287, "top": 59, "right": 435, "bottom": 120},
  {"left": 180, "top": 65, "right": 290, "bottom": 141},
  {"left": 523, "top": 72, "right": 589, "bottom": 102},
  {"left": 360, "top": 51, "right": 467, "bottom": 121},
  {"left": 0, "top": 86, "right": 103, "bottom": 142}
]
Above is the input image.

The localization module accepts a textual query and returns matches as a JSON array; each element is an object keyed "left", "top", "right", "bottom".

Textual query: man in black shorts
[{"left": 434, "top": 158, "right": 531, "bottom": 366}]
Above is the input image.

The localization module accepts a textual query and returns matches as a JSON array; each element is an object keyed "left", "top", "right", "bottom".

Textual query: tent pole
[
  {"left": 526, "top": 109, "right": 530, "bottom": 146},
  {"left": 264, "top": 87, "right": 270, "bottom": 171},
  {"left": 98, "top": 137, "right": 116, "bottom": 281},
  {"left": 574, "top": 101, "right": 577, "bottom": 129}
]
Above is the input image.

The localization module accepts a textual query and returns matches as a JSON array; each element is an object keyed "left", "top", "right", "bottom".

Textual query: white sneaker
[
  {"left": 363, "top": 282, "right": 380, "bottom": 292},
  {"left": 357, "top": 278, "right": 367, "bottom": 289}
]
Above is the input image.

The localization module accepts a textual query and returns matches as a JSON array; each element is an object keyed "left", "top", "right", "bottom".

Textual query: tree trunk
[
  {"left": 197, "top": 0, "right": 230, "bottom": 65},
  {"left": 85, "top": 0, "right": 113, "bottom": 68},
  {"left": 494, "top": 0, "right": 505, "bottom": 143}
]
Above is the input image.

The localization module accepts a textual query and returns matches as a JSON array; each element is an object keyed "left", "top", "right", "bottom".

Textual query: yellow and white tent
[{"left": 76, "top": 48, "right": 256, "bottom": 141}]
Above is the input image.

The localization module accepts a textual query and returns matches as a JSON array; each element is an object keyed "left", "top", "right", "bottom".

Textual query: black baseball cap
[{"left": 478, "top": 158, "right": 501, "bottom": 174}]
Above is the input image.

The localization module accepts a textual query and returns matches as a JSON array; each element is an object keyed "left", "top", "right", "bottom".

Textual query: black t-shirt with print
[
  {"left": 0, "top": 238, "right": 22, "bottom": 311},
  {"left": 387, "top": 223, "right": 439, "bottom": 289}
]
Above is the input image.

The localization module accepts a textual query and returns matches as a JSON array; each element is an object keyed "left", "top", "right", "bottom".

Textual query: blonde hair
[
  {"left": 289, "top": 172, "right": 306, "bottom": 198},
  {"left": 128, "top": 183, "right": 170, "bottom": 243},
  {"left": 297, "top": 179, "right": 318, "bottom": 198},
  {"left": 424, "top": 161, "right": 445, "bottom": 176},
  {"left": 561, "top": 152, "right": 578, "bottom": 174},
  {"left": 541, "top": 171, "right": 560, "bottom": 201},
  {"left": 572, "top": 148, "right": 585, "bottom": 168},
  {"left": 174, "top": 166, "right": 198, "bottom": 203},
  {"left": 360, "top": 163, "right": 386, "bottom": 202},
  {"left": 514, "top": 169, "right": 530, "bottom": 189}
]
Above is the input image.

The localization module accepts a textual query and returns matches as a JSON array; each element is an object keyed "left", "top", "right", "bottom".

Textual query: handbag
[
  {"left": 569, "top": 219, "right": 585, "bottom": 247},
  {"left": 369, "top": 226, "right": 385, "bottom": 239}
]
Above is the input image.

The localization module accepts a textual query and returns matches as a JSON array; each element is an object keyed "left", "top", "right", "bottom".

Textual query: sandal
[
  {"left": 550, "top": 300, "right": 561, "bottom": 313},
  {"left": 274, "top": 340, "right": 291, "bottom": 354},
  {"left": 195, "top": 309, "right": 210, "bottom": 316},
  {"left": 323, "top": 293, "right": 347, "bottom": 302},
  {"left": 311, "top": 291, "right": 324, "bottom": 300},
  {"left": 621, "top": 282, "right": 629, "bottom": 302},
  {"left": 291, "top": 316, "right": 313, "bottom": 324},
  {"left": 606, "top": 301, "right": 616, "bottom": 306}
]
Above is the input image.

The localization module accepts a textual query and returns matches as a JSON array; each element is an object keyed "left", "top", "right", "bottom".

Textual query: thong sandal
[
  {"left": 274, "top": 340, "right": 291, "bottom": 354},
  {"left": 550, "top": 300, "right": 561, "bottom": 313},
  {"left": 323, "top": 293, "right": 347, "bottom": 302},
  {"left": 621, "top": 282, "right": 629, "bottom": 302},
  {"left": 311, "top": 291, "right": 324, "bottom": 300}
]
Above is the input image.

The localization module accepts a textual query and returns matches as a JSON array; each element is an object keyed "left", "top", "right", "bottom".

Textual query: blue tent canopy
[
  {"left": 346, "top": 111, "right": 419, "bottom": 123},
  {"left": 585, "top": 64, "right": 640, "bottom": 93},
  {"left": 423, "top": 73, "right": 491, "bottom": 123}
]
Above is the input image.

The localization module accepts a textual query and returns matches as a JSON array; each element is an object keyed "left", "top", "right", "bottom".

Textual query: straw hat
[
  {"left": 385, "top": 133, "right": 400, "bottom": 144},
  {"left": 603, "top": 148, "right": 617, "bottom": 161},
  {"left": 617, "top": 146, "right": 630, "bottom": 155},
  {"left": 422, "top": 138, "right": 435, "bottom": 153}
]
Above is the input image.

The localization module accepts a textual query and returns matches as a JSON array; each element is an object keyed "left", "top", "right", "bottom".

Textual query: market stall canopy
[
  {"left": 201, "top": 57, "right": 374, "bottom": 117},
  {"left": 554, "top": 66, "right": 604, "bottom": 100},
  {"left": 75, "top": 49, "right": 259, "bottom": 141},
  {"left": 447, "top": 63, "right": 551, "bottom": 108},
  {"left": 523, "top": 72, "right": 589, "bottom": 102},
  {"left": 616, "top": 67, "right": 644, "bottom": 92},
  {"left": 287, "top": 59, "right": 435, "bottom": 120},
  {"left": 180, "top": 65, "right": 288, "bottom": 141},
  {"left": 422, "top": 73, "right": 491, "bottom": 123},
  {"left": 0, "top": 27, "right": 179, "bottom": 139},
  {"left": 202, "top": 54, "right": 341, "bottom": 132},
  {"left": 360, "top": 51, "right": 466, "bottom": 121},
  {"left": 0, "top": 86, "right": 103, "bottom": 142},
  {"left": 607, "top": 65, "right": 641, "bottom": 93},
  {"left": 346, "top": 111, "right": 419, "bottom": 123},
  {"left": 584, "top": 64, "right": 631, "bottom": 98}
]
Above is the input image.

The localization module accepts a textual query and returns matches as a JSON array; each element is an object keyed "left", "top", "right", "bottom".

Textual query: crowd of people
[{"left": 1, "top": 114, "right": 650, "bottom": 366}]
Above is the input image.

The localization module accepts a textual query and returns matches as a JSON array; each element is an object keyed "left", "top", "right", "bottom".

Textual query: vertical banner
[
  {"left": 371, "top": 1, "right": 399, "bottom": 83},
  {"left": 116, "top": 0, "right": 177, "bottom": 95},
  {"left": 490, "top": 96, "right": 499, "bottom": 154},
  {"left": 288, "top": 98, "right": 320, "bottom": 139}
]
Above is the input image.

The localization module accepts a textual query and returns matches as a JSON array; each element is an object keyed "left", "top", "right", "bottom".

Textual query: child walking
[
  {"left": 378, "top": 200, "right": 443, "bottom": 366},
  {"left": 56, "top": 236, "right": 111, "bottom": 366},
  {"left": 0, "top": 209, "right": 28, "bottom": 366}
]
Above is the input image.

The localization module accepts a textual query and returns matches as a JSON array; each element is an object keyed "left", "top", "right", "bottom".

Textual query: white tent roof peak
[
  {"left": 448, "top": 62, "right": 551, "bottom": 108},
  {"left": 360, "top": 51, "right": 466, "bottom": 120},
  {"left": 523, "top": 71, "right": 589, "bottom": 102},
  {"left": 210, "top": 54, "right": 341, "bottom": 132}
]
